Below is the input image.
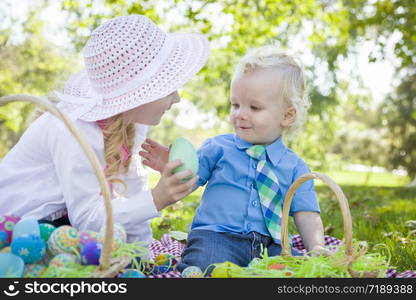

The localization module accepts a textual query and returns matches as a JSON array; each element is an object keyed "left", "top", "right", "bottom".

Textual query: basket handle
[
  {"left": 280, "top": 172, "right": 353, "bottom": 258},
  {"left": 0, "top": 94, "right": 114, "bottom": 270}
]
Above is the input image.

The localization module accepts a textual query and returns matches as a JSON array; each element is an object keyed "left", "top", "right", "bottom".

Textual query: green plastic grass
[{"left": 210, "top": 240, "right": 391, "bottom": 278}]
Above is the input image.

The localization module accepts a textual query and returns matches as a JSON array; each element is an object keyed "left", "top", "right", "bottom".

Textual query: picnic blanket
[{"left": 147, "top": 234, "right": 416, "bottom": 278}]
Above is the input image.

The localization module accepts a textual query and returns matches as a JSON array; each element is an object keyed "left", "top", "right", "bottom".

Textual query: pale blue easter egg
[
  {"left": 12, "top": 217, "right": 39, "bottom": 241},
  {"left": 11, "top": 235, "right": 46, "bottom": 264},
  {"left": 168, "top": 137, "right": 199, "bottom": 179},
  {"left": 0, "top": 253, "right": 25, "bottom": 278}
]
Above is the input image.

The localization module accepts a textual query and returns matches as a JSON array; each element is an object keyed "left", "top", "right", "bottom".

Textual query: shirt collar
[{"left": 234, "top": 134, "right": 287, "bottom": 166}]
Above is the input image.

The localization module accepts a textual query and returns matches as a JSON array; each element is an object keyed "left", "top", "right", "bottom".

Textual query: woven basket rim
[{"left": 279, "top": 172, "right": 376, "bottom": 277}]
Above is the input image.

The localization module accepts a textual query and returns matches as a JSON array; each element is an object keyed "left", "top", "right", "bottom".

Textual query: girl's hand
[
  {"left": 151, "top": 160, "right": 199, "bottom": 211},
  {"left": 139, "top": 138, "right": 170, "bottom": 173}
]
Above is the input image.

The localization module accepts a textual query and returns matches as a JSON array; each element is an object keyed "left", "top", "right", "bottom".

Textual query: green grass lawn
[
  {"left": 321, "top": 170, "right": 410, "bottom": 187},
  {"left": 316, "top": 185, "right": 416, "bottom": 272},
  {"left": 149, "top": 170, "right": 416, "bottom": 272}
]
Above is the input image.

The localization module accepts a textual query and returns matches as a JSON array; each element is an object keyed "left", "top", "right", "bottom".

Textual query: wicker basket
[
  {"left": 0, "top": 94, "right": 131, "bottom": 277},
  {"left": 280, "top": 172, "right": 379, "bottom": 277}
]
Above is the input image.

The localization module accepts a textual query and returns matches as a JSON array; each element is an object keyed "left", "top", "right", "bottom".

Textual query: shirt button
[
  {"left": 252, "top": 200, "right": 258, "bottom": 207},
  {"left": 247, "top": 223, "right": 252, "bottom": 230}
]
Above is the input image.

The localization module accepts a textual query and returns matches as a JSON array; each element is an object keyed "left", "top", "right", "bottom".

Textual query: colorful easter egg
[
  {"left": 47, "top": 226, "right": 80, "bottom": 256},
  {"left": 155, "top": 253, "right": 178, "bottom": 267},
  {"left": 11, "top": 235, "right": 46, "bottom": 264},
  {"left": 79, "top": 230, "right": 100, "bottom": 247},
  {"left": 181, "top": 266, "right": 203, "bottom": 278},
  {"left": 97, "top": 233, "right": 123, "bottom": 252},
  {"left": 118, "top": 269, "right": 146, "bottom": 278},
  {"left": 80, "top": 241, "right": 102, "bottom": 265},
  {"left": 112, "top": 222, "right": 127, "bottom": 243},
  {"left": 99, "top": 222, "right": 127, "bottom": 251},
  {"left": 12, "top": 218, "right": 40, "bottom": 241},
  {"left": 24, "top": 264, "right": 46, "bottom": 278},
  {"left": 38, "top": 223, "right": 56, "bottom": 242},
  {"left": 49, "top": 253, "right": 80, "bottom": 268},
  {"left": 151, "top": 265, "right": 169, "bottom": 274},
  {"left": 168, "top": 137, "right": 199, "bottom": 180},
  {"left": 0, "top": 215, "right": 21, "bottom": 248},
  {"left": 0, "top": 253, "right": 25, "bottom": 278},
  {"left": 152, "top": 254, "right": 179, "bottom": 274}
]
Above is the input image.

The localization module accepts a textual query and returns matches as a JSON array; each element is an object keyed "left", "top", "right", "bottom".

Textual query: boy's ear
[{"left": 281, "top": 106, "right": 297, "bottom": 128}]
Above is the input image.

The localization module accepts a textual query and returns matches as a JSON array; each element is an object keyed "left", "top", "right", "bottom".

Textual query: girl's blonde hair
[
  {"left": 234, "top": 45, "right": 310, "bottom": 140},
  {"left": 30, "top": 93, "right": 136, "bottom": 193},
  {"left": 101, "top": 114, "right": 136, "bottom": 185}
]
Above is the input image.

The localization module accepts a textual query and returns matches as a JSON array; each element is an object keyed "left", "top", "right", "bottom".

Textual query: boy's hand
[
  {"left": 294, "top": 211, "right": 327, "bottom": 255},
  {"left": 139, "top": 138, "right": 170, "bottom": 173},
  {"left": 151, "top": 160, "right": 199, "bottom": 211}
]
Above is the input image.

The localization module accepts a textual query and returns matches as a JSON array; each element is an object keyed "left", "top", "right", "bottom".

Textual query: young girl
[
  {"left": 140, "top": 45, "right": 328, "bottom": 273},
  {"left": 0, "top": 14, "right": 208, "bottom": 247}
]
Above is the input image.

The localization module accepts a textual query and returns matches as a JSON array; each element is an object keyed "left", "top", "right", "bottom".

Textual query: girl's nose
[{"left": 167, "top": 92, "right": 180, "bottom": 110}]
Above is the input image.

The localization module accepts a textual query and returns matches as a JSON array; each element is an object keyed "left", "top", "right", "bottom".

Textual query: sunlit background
[
  {"left": 1, "top": 0, "right": 415, "bottom": 187},
  {"left": 1, "top": 0, "right": 416, "bottom": 272}
]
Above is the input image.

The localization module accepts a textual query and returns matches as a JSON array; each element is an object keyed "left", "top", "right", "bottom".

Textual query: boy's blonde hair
[{"left": 234, "top": 45, "right": 310, "bottom": 140}]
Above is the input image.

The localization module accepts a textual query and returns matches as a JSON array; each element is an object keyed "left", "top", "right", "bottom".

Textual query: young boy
[{"left": 140, "top": 45, "right": 327, "bottom": 273}]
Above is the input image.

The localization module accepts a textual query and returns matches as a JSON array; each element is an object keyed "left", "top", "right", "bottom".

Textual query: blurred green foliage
[
  {"left": 0, "top": 2, "right": 78, "bottom": 156},
  {"left": 1, "top": 0, "right": 415, "bottom": 178}
]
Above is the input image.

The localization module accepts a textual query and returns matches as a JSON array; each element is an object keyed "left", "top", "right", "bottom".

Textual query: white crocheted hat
[{"left": 55, "top": 14, "right": 209, "bottom": 122}]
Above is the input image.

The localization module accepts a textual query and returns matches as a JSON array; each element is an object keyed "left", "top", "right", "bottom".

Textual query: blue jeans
[{"left": 177, "top": 229, "right": 303, "bottom": 274}]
